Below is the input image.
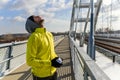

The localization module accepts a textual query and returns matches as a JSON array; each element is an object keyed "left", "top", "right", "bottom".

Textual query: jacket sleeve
[
  {"left": 26, "top": 34, "right": 51, "bottom": 67},
  {"left": 49, "top": 32, "right": 58, "bottom": 59}
]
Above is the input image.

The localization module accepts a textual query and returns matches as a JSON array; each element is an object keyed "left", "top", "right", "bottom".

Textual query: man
[{"left": 25, "top": 15, "right": 62, "bottom": 80}]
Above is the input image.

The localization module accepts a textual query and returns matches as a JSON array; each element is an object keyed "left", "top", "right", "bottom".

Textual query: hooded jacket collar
[
  {"left": 35, "top": 28, "right": 46, "bottom": 33},
  {"left": 25, "top": 19, "right": 39, "bottom": 33}
]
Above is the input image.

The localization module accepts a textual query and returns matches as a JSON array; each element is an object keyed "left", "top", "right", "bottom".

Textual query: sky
[
  {"left": 97, "top": 0, "right": 120, "bottom": 31},
  {"left": 0, "top": 0, "right": 73, "bottom": 34},
  {"left": 0, "top": 0, "right": 120, "bottom": 34},
  {"left": 76, "top": 0, "right": 120, "bottom": 32}
]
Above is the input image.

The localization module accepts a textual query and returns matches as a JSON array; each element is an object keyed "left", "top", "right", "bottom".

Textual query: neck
[{"left": 39, "top": 24, "right": 44, "bottom": 28}]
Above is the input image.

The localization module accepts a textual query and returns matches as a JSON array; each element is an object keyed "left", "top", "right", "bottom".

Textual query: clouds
[
  {"left": 0, "top": 0, "right": 72, "bottom": 21},
  {"left": 10, "top": 0, "right": 47, "bottom": 14},
  {"left": 0, "top": 0, "right": 10, "bottom": 9},
  {"left": 0, "top": 16, "right": 4, "bottom": 20},
  {"left": 0, "top": 0, "right": 73, "bottom": 34},
  {"left": 103, "top": 0, "right": 112, "bottom": 5},
  {"left": 0, "top": 0, "right": 73, "bottom": 19},
  {"left": 0, "top": 16, "right": 25, "bottom": 22},
  {"left": 96, "top": 0, "right": 120, "bottom": 31},
  {"left": 46, "top": 0, "right": 72, "bottom": 12},
  {"left": 1, "top": 0, "right": 119, "bottom": 34},
  {"left": 46, "top": 18, "right": 70, "bottom": 32},
  {"left": 9, "top": 0, "right": 72, "bottom": 18},
  {"left": 99, "top": 0, "right": 120, "bottom": 21},
  {"left": 13, "top": 16, "right": 25, "bottom": 22}
]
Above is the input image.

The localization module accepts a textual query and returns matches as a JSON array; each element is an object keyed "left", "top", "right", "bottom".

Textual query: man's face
[{"left": 33, "top": 16, "right": 42, "bottom": 24}]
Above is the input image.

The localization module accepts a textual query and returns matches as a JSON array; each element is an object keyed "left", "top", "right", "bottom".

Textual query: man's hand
[{"left": 51, "top": 57, "right": 63, "bottom": 68}]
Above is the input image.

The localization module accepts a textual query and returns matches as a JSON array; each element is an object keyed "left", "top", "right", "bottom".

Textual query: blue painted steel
[{"left": 88, "top": 0, "right": 95, "bottom": 60}]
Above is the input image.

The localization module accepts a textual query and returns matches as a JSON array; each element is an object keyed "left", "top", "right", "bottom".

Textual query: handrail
[
  {"left": 0, "top": 41, "right": 27, "bottom": 48},
  {"left": 0, "top": 36, "right": 64, "bottom": 65},
  {"left": 69, "top": 36, "right": 110, "bottom": 80},
  {"left": 0, "top": 35, "right": 65, "bottom": 79},
  {"left": 0, "top": 41, "right": 27, "bottom": 77},
  {"left": 0, "top": 52, "right": 25, "bottom": 64}
]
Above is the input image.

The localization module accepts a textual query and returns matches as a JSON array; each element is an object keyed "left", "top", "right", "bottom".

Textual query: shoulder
[
  {"left": 46, "top": 31, "right": 53, "bottom": 37},
  {"left": 28, "top": 33, "right": 41, "bottom": 41},
  {"left": 29, "top": 33, "right": 37, "bottom": 38}
]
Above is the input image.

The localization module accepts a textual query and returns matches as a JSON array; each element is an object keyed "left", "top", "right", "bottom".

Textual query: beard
[{"left": 38, "top": 20, "right": 44, "bottom": 27}]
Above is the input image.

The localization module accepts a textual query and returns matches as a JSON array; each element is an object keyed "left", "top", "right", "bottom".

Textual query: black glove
[{"left": 51, "top": 57, "right": 63, "bottom": 68}]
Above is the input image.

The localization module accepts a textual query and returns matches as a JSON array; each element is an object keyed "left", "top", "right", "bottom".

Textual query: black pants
[{"left": 33, "top": 72, "right": 57, "bottom": 80}]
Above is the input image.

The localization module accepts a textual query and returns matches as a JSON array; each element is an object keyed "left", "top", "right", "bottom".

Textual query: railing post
[
  {"left": 84, "top": 67, "right": 89, "bottom": 80},
  {"left": 113, "top": 55, "right": 115, "bottom": 63},
  {"left": 6, "top": 45, "right": 13, "bottom": 70}
]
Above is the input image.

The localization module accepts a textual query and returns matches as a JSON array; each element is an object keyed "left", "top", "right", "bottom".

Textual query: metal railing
[
  {"left": 0, "top": 35, "right": 65, "bottom": 79},
  {"left": 69, "top": 36, "right": 110, "bottom": 80},
  {"left": 0, "top": 35, "right": 111, "bottom": 80},
  {"left": 0, "top": 41, "right": 27, "bottom": 77}
]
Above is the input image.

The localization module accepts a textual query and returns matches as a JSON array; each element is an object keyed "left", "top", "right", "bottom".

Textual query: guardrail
[
  {"left": 96, "top": 46, "right": 120, "bottom": 63},
  {"left": 0, "top": 41, "right": 27, "bottom": 77},
  {"left": 69, "top": 36, "right": 110, "bottom": 80},
  {"left": 0, "top": 35, "right": 65, "bottom": 79}
]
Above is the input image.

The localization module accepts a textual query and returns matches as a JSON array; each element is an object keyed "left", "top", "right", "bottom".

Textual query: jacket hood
[{"left": 25, "top": 19, "right": 39, "bottom": 33}]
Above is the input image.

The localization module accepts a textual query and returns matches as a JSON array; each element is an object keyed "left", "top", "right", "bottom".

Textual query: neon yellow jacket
[{"left": 26, "top": 28, "right": 57, "bottom": 77}]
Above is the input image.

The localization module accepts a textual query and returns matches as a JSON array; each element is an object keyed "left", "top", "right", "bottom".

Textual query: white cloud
[
  {"left": 0, "top": 0, "right": 10, "bottom": 9},
  {"left": 66, "top": 0, "right": 73, "bottom": 8},
  {"left": 37, "top": 9, "right": 55, "bottom": 18},
  {"left": 0, "top": 0, "right": 73, "bottom": 34},
  {"left": 13, "top": 16, "right": 25, "bottom": 22},
  {"left": 46, "top": 7, "right": 60, "bottom": 12},
  {"left": 45, "top": 18, "right": 70, "bottom": 32},
  {"left": 9, "top": 0, "right": 72, "bottom": 21},
  {"left": 99, "top": 0, "right": 120, "bottom": 21},
  {"left": 10, "top": 0, "right": 72, "bottom": 14},
  {"left": 0, "top": 16, "right": 4, "bottom": 20},
  {"left": 1, "top": 0, "right": 9, "bottom": 3},
  {"left": 51, "top": 0, "right": 66, "bottom": 8},
  {"left": 10, "top": 0, "right": 48, "bottom": 14},
  {"left": 46, "top": 0, "right": 72, "bottom": 12},
  {"left": 112, "top": 9, "right": 120, "bottom": 20},
  {"left": 103, "top": 0, "right": 112, "bottom": 5}
]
